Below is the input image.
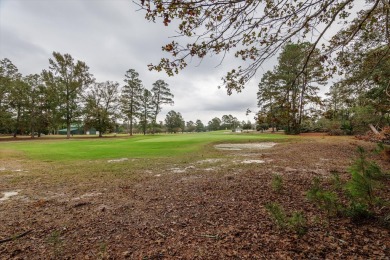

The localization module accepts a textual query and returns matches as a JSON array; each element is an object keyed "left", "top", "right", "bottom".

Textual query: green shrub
[
  {"left": 271, "top": 174, "right": 283, "bottom": 193},
  {"left": 330, "top": 170, "right": 343, "bottom": 191},
  {"left": 346, "top": 146, "right": 382, "bottom": 206},
  {"left": 307, "top": 177, "right": 340, "bottom": 217},
  {"left": 289, "top": 211, "right": 308, "bottom": 236},
  {"left": 265, "top": 202, "right": 288, "bottom": 229},
  {"left": 345, "top": 202, "right": 373, "bottom": 222},
  {"left": 47, "top": 230, "right": 63, "bottom": 258},
  {"left": 306, "top": 146, "right": 388, "bottom": 225},
  {"left": 265, "top": 202, "right": 307, "bottom": 235}
]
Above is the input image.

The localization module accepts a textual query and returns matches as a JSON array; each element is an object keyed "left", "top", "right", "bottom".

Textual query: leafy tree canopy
[{"left": 139, "top": 0, "right": 389, "bottom": 94}]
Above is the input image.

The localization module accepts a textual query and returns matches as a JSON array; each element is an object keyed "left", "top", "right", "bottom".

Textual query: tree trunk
[
  {"left": 67, "top": 121, "right": 71, "bottom": 139},
  {"left": 66, "top": 90, "right": 70, "bottom": 139},
  {"left": 298, "top": 76, "right": 306, "bottom": 127},
  {"left": 13, "top": 106, "right": 21, "bottom": 138},
  {"left": 129, "top": 116, "right": 133, "bottom": 136},
  {"left": 368, "top": 124, "right": 380, "bottom": 135}
]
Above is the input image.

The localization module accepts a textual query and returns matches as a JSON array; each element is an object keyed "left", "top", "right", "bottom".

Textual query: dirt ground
[{"left": 0, "top": 136, "right": 389, "bottom": 259}]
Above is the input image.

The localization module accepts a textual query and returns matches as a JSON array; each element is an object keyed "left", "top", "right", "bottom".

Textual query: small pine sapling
[
  {"left": 346, "top": 146, "right": 383, "bottom": 207},
  {"left": 265, "top": 202, "right": 287, "bottom": 230},
  {"left": 307, "top": 177, "right": 340, "bottom": 217},
  {"left": 265, "top": 202, "right": 308, "bottom": 235},
  {"left": 271, "top": 174, "right": 283, "bottom": 193}
]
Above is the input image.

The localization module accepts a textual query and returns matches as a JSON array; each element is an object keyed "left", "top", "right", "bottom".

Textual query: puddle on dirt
[
  {"left": 204, "top": 167, "right": 217, "bottom": 171},
  {"left": 13, "top": 169, "right": 28, "bottom": 172},
  {"left": 0, "top": 190, "right": 20, "bottom": 202},
  {"left": 214, "top": 142, "right": 277, "bottom": 151},
  {"left": 171, "top": 168, "right": 187, "bottom": 173},
  {"left": 197, "top": 159, "right": 224, "bottom": 164},
  {"left": 170, "top": 165, "right": 196, "bottom": 174},
  {"left": 73, "top": 192, "right": 102, "bottom": 200},
  {"left": 241, "top": 160, "right": 265, "bottom": 164},
  {"left": 107, "top": 158, "right": 128, "bottom": 163}
]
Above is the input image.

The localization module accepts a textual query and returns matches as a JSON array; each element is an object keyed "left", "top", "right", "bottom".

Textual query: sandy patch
[
  {"left": 0, "top": 190, "right": 20, "bottom": 202},
  {"left": 171, "top": 168, "right": 186, "bottom": 173},
  {"left": 73, "top": 192, "right": 102, "bottom": 200},
  {"left": 107, "top": 158, "right": 128, "bottom": 163},
  {"left": 170, "top": 165, "right": 196, "bottom": 173},
  {"left": 197, "top": 159, "right": 224, "bottom": 164},
  {"left": 214, "top": 142, "right": 277, "bottom": 151},
  {"left": 241, "top": 160, "right": 266, "bottom": 164}
]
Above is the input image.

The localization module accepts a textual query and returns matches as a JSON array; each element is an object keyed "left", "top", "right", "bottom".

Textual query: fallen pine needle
[{"left": 0, "top": 230, "right": 33, "bottom": 244}]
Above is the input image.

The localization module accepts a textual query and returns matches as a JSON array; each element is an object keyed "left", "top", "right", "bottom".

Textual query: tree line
[
  {"left": 0, "top": 52, "right": 255, "bottom": 138},
  {"left": 256, "top": 42, "right": 389, "bottom": 135},
  {"left": 164, "top": 112, "right": 253, "bottom": 133},
  {"left": 139, "top": 0, "right": 389, "bottom": 135},
  {"left": 0, "top": 52, "right": 175, "bottom": 138}
]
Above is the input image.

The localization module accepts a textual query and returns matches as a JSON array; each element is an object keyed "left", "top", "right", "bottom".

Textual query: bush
[
  {"left": 271, "top": 174, "right": 283, "bottom": 193},
  {"left": 306, "top": 177, "right": 340, "bottom": 217},
  {"left": 346, "top": 146, "right": 383, "bottom": 206},
  {"left": 306, "top": 146, "right": 388, "bottom": 224},
  {"left": 289, "top": 211, "right": 308, "bottom": 236},
  {"left": 330, "top": 170, "right": 343, "bottom": 191},
  {"left": 345, "top": 202, "right": 373, "bottom": 222},
  {"left": 328, "top": 129, "right": 345, "bottom": 136},
  {"left": 265, "top": 202, "right": 288, "bottom": 229},
  {"left": 256, "top": 123, "right": 269, "bottom": 132},
  {"left": 265, "top": 202, "right": 308, "bottom": 235}
]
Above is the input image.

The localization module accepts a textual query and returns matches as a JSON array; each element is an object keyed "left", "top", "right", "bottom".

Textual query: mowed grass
[{"left": 0, "top": 131, "right": 292, "bottom": 161}]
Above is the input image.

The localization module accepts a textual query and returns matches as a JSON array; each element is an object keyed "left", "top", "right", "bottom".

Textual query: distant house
[
  {"left": 233, "top": 127, "right": 242, "bottom": 132},
  {"left": 58, "top": 125, "right": 84, "bottom": 135},
  {"left": 86, "top": 128, "right": 97, "bottom": 135}
]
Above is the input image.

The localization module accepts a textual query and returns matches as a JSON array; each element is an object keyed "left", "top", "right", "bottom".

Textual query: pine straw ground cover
[{"left": 0, "top": 136, "right": 389, "bottom": 259}]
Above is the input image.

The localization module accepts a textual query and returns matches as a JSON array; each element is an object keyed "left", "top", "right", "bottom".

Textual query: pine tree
[{"left": 121, "top": 69, "right": 143, "bottom": 136}]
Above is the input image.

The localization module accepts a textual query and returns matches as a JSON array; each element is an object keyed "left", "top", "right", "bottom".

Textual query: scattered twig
[
  {"left": 0, "top": 230, "right": 33, "bottom": 244},
  {"left": 73, "top": 201, "right": 91, "bottom": 208},
  {"left": 198, "top": 234, "right": 219, "bottom": 239},
  {"left": 154, "top": 229, "right": 166, "bottom": 238}
]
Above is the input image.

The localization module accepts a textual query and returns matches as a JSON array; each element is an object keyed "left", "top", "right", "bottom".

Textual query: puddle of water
[
  {"left": 171, "top": 168, "right": 186, "bottom": 173},
  {"left": 73, "top": 192, "right": 102, "bottom": 200},
  {"left": 241, "top": 160, "right": 265, "bottom": 164},
  {"left": 216, "top": 147, "right": 242, "bottom": 151},
  {"left": 0, "top": 190, "right": 19, "bottom": 202},
  {"left": 214, "top": 142, "right": 276, "bottom": 150},
  {"left": 107, "top": 158, "right": 128, "bottom": 163},
  {"left": 170, "top": 165, "right": 195, "bottom": 173},
  {"left": 197, "top": 159, "right": 223, "bottom": 164}
]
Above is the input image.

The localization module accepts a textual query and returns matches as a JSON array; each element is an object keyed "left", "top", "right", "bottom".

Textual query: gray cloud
[{"left": 0, "top": 0, "right": 270, "bottom": 123}]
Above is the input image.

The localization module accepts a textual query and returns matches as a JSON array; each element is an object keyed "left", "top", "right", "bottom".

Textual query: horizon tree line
[
  {"left": 0, "top": 52, "right": 253, "bottom": 138},
  {"left": 0, "top": 52, "right": 175, "bottom": 138}
]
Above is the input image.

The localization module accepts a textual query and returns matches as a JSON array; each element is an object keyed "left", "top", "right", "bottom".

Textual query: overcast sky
[{"left": 1, "top": 0, "right": 289, "bottom": 123}]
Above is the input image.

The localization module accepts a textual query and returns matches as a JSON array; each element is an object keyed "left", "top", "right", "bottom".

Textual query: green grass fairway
[{"left": 0, "top": 131, "right": 292, "bottom": 161}]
